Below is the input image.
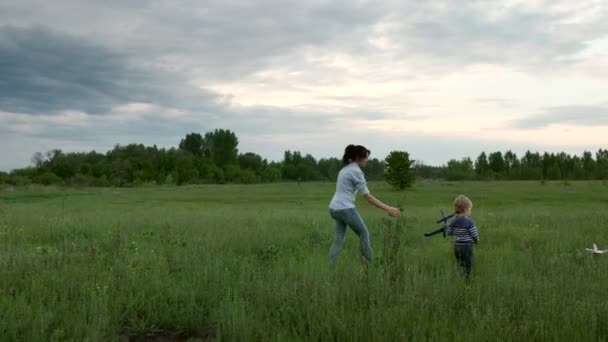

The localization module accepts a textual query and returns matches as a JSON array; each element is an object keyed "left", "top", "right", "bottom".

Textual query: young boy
[{"left": 447, "top": 195, "right": 479, "bottom": 275}]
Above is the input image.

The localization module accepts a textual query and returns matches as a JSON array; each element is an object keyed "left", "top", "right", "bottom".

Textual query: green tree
[
  {"left": 238, "top": 152, "right": 265, "bottom": 174},
  {"left": 36, "top": 172, "right": 61, "bottom": 185},
  {"left": 175, "top": 154, "right": 198, "bottom": 185},
  {"left": 179, "top": 132, "right": 205, "bottom": 156},
  {"left": 596, "top": 149, "right": 608, "bottom": 179},
  {"left": 446, "top": 158, "right": 475, "bottom": 181},
  {"left": 520, "top": 151, "right": 542, "bottom": 180},
  {"left": 261, "top": 166, "right": 282, "bottom": 182},
  {"left": 475, "top": 152, "right": 490, "bottom": 179},
  {"left": 281, "top": 151, "right": 320, "bottom": 181},
  {"left": 488, "top": 151, "right": 505, "bottom": 177},
  {"left": 318, "top": 158, "right": 341, "bottom": 181},
  {"left": 238, "top": 169, "right": 258, "bottom": 184},
  {"left": 224, "top": 164, "right": 242, "bottom": 183},
  {"left": 582, "top": 151, "right": 595, "bottom": 179},
  {"left": 31, "top": 152, "right": 46, "bottom": 168},
  {"left": 414, "top": 162, "right": 446, "bottom": 179},
  {"left": 208, "top": 164, "right": 225, "bottom": 183},
  {"left": 7, "top": 174, "right": 32, "bottom": 186},
  {"left": 504, "top": 150, "right": 520, "bottom": 178},
  {"left": 282, "top": 164, "right": 298, "bottom": 181},
  {"left": 109, "top": 159, "right": 132, "bottom": 186},
  {"left": 385, "top": 151, "right": 415, "bottom": 190},
  {"left": 570, "top": 155, "right": 585, "bottom": 180},
  {"left": 364, "top": 158, "right": 385, "bottom": 181},
  {"left": 542, "top": 153, "right": 561, "bottom": 180},
  {"left": 205, "top": 129, "right": 239, "bottom": 168},
  {"left": 299, "top": 154, "right": 321, "bottom": 181}
]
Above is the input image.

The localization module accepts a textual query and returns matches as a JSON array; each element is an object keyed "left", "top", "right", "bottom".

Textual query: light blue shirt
[{"left": 329, "top": 163, "right": 370, "bottom": 210}]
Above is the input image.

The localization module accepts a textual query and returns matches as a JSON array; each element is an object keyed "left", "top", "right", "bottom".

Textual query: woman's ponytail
[
  {"left": 342, "top": 145, "right": 356, "bottom": 165},
  {"left": 342, "top": 144, "right": 370, "bottom": 165}
]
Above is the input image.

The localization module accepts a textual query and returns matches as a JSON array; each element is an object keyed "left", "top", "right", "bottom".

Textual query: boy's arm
[
  {"left": 445, "top": 221, "right": 453, "bottom": 236},
  {"left": 468, "top": 220, "right": 479, "bottom": 244}
]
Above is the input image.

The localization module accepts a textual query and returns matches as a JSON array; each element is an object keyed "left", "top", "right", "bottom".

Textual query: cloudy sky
[{"left": 0, "top": 0, "right": 607, "bottom": 170}]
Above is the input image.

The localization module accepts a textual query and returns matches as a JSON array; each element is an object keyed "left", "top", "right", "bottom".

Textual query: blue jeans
[{"left": 329, "top": 208, "right": 372, "bottom": 264}]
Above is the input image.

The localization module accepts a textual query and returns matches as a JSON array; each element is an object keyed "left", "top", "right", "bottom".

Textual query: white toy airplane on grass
[{"left": 586, "top": 244, "right": 608, "bottom": 255}]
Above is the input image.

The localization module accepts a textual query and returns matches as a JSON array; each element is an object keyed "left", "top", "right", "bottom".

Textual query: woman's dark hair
[{"left": 342, "top": 145, "right": 371, "bottom": 165}]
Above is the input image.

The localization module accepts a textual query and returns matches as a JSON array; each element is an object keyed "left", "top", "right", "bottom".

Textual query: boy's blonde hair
[{"left": 454, "top": 195, "right": 473, "bottom": 214}]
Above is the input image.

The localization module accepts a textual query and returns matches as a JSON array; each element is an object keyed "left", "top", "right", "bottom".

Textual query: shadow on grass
[{"left": 119, "top": 326, "right": 215, "bottom": 342}]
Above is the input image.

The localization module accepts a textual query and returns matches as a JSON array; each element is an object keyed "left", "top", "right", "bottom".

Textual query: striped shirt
[{"left": 447, "top": 215, "right": 479, "bottom": 244}]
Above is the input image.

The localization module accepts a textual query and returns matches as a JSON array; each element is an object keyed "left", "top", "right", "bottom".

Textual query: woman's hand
[
  {"left": 364, "top": 194, "right": 402, "bottom": 217},
  {"left": 386, "top": 207, "right": 401, "bottom": 217}
]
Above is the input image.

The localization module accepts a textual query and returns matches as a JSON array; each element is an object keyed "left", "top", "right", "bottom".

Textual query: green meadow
[{"left": 1, "top": 181, "right": 607, "bottom": 341}]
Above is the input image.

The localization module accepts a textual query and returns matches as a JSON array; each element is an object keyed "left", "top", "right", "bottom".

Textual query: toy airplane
[
  {"left": 586, "top": 243, "right": 607, "bottom": 255},
  {"left": 424, "top": 210, "right": 455, "bottom": 238}
]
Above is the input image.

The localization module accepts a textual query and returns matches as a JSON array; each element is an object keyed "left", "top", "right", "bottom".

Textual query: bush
[
  {"left": 224, "top": 164, "right": 241, "bottom": 183},
  {"left": 67, "top": 174, "right": 96, "bottom": 187},
  {"left": 6, "top": 175, "right": 32, "bottom": 186},
  {"left": 165, "top": 174, "right": 176, "bottom": 185},
  {"left": 175, "top": 155, "right": 199, "bottom": 185},
  {"left": 238, "top": 169, "right": 258, "bottom": 184},
  {"left": 93, "top": 175, "right": 110, "bottom": 187},
  {"left": 36, "top": 172, "right": 62, "bottom": 185},
  {"left": 209, "top": 164, "right": 225, "bottom": 184},
  {"left": 262, "top": 167, "right": 281, "bottom": 183}
]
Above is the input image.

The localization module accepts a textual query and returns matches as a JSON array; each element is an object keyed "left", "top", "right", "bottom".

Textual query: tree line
[
  {"left": 434, "top": 150, "right": 608, "bottom": 181},
  {"left": 0, "top": 129, "right": 606, "bottom": 187},
  {"left": 0, "top": 129, "right": 386, "bottom": 187}
]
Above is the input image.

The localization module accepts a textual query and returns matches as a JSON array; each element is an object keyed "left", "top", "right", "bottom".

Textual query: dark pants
[{"left": 454, "top": 244, "right": 474, "bottom": 274}]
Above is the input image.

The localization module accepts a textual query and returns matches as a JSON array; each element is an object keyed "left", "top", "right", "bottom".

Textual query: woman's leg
[
  {"left": 344, "top": 209, "right": 372, "bottom": 264},
  {"left": 329, "top": 212, "right": 348, "bottom": 265}
]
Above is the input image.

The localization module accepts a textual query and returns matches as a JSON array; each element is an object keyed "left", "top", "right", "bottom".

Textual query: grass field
[{"left": 1, "top": 181, "right": 607, "bottom": 341}]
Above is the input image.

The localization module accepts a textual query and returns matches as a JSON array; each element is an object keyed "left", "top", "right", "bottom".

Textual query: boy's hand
[{"left": 386, "top": 207, "right": 401, "bottom": 217}]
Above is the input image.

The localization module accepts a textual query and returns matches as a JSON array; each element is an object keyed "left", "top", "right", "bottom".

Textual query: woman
[{"left": 328, "top": 145, "right": 401, "bottom": 265}]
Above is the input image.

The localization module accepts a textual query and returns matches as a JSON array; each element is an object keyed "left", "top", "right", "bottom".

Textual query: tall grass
[{"left": 0, "top": 181, "right": 607, "bottom": 340}]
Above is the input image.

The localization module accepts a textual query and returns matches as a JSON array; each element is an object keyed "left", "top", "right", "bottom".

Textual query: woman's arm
[{"left": 363, "top": 193, "right": 401, "bottom": 217}]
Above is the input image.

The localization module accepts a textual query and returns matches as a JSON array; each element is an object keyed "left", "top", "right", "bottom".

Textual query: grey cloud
[
  {"left": 1, "top": 1, "right": 604, "bottom": 91},
  {"left": 153, "top": 0, "right": 386, "bottom": 81},
  {"left": 0, "top": 26, "right": 133, "bottom": 114},
  {"left": 0, "top": 26, "right": 223, "bottom": 114},
  {"left": 0, "top": 0, "right": 389, "bottom": 115},
  {"left": 0, "top": 24, "right": 391, "bottom": 138},
  {"left": 385, "top": 2, "right": 607, "bottom": 69},
  {"left": 0, "top": 0, "right": 386, "bottom": 82},
  {"left": 511, "top": 105, "right": 608, "bottom": 128},
  {"left": 177, "top": 1, "right": 606, "bottom": 78}
]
